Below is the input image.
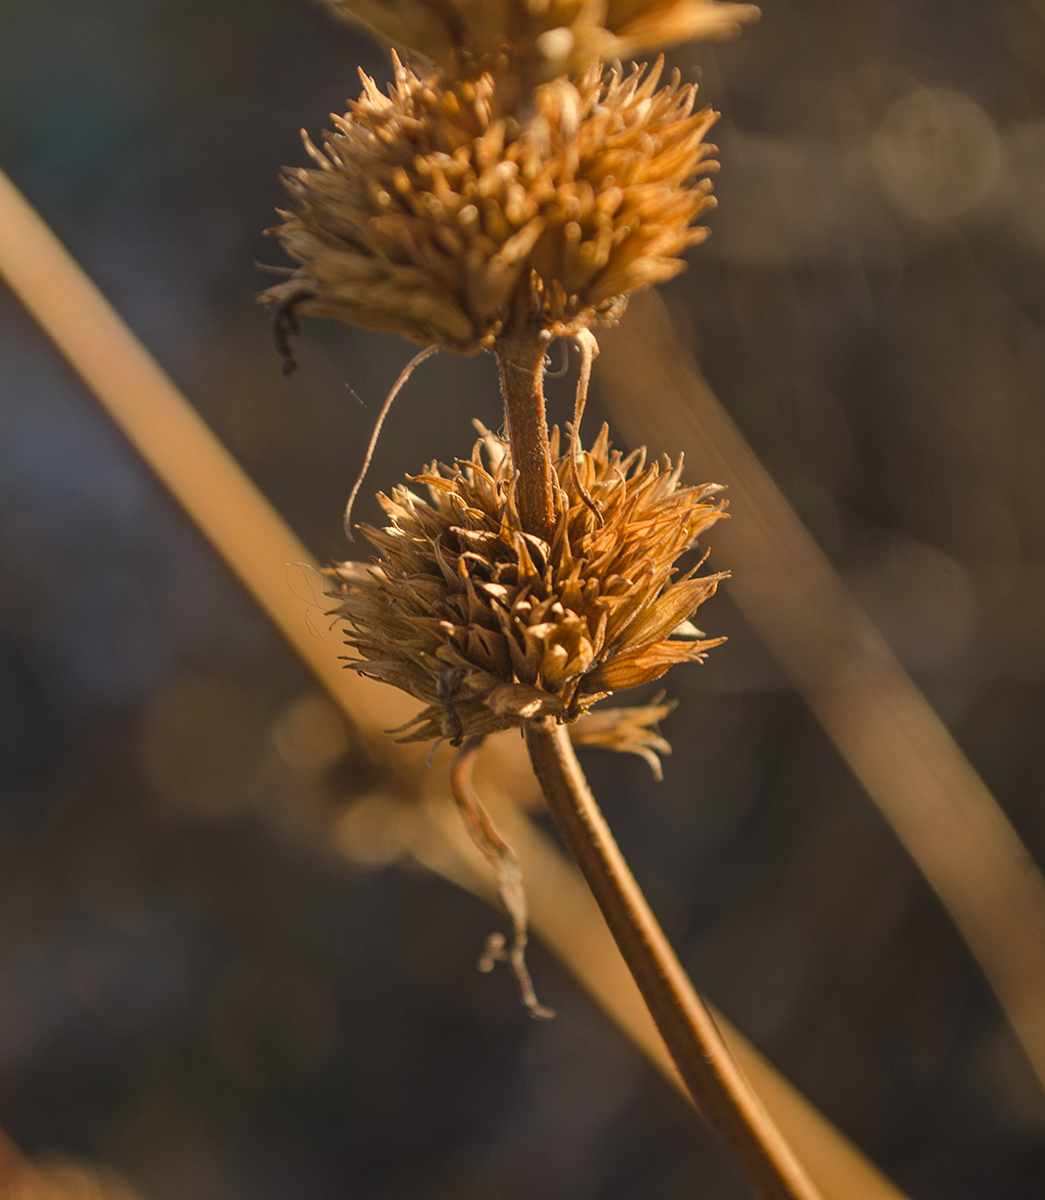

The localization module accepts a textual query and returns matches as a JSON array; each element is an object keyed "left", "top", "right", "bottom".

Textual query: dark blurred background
[{"left": 2, "top": 1, "right": 1045, "bottom": 1197}]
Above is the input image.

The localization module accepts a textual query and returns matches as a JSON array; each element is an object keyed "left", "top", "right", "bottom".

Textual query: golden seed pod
[
  {"left": 329, "top": 424, "right": 727, "bottom": 747},
  {"left": 325, "top": 0, "right": 760, "bottom": 83},
  {"left": 261, "top": 56, "right": 718, "bottom": 351}
]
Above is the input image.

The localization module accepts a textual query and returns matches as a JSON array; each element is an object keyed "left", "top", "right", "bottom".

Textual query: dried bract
[
  {"left": 326, "top": 0, "right": 759, "bottom": 83},
  {"left": 330, "top": 425, "right": 726, "bottom": 745},
  {"left": 261, "top": 56, "right": 718, "bottom": 351},
  {"left": 570, "top": 695, "right": 676, "bottom": 779}
]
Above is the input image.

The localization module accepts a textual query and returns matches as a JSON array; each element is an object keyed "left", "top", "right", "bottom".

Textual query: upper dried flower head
[
  {"left": 262, "top": 56, "right": 717, "bottom": 351},
  {"left": 330, "top": 424, "right": 726, "bottom": 746},
  {"left": 326, "top": 0, "right": 759, "bottom": 84}
]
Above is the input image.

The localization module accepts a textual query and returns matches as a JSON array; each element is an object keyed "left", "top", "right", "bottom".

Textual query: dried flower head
[
  {"left": 261, "top": 56, "right": 718, "bottom": 352},
  {"left": 326, "top": 0, "right": 759, "bottom": 84},
  {"left": 330, "top": 424, "right": 726, "bottom": 746}
]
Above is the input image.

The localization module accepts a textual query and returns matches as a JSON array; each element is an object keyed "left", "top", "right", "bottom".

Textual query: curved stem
[
  {"left": 495, "top": 326, "right": 556, "bottom": 544},
  {"left": 525, "top": 717, "right": 824, "bottom": 1200}
]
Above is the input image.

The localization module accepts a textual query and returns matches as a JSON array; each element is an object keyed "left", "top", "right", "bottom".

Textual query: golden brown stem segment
[
  {"left": 525, "top": 717, "right": 824, "bottom": 1200},
  {"left": 495, "top": 327, "right": 556, "bottom": 544}
]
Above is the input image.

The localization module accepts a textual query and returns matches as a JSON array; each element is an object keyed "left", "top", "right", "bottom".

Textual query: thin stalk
[
  {"left": 525, "top": 717, "right": 824, "bottom": 1200},
  {"left": 494, "top": 325, "right": 556, "bottom": 544}
]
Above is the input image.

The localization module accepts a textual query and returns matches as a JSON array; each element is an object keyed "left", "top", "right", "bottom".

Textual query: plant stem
[
  {"left": 495, "top": 326, "right": 556, "bottom": 544},
  {"left": 525, "top": 717, "right": 824, "bottom": 1200}
]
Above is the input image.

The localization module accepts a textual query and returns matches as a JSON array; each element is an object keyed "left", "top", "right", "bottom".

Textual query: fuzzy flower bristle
[
  {"left": 330, "top": 425, "right": 726, "bottom": 746},
  {"left": 326, "top": 0, "right": 760, "bottom": 84},
  {"left": 261, "top": 56, "right": 718, "bottom": 351}
]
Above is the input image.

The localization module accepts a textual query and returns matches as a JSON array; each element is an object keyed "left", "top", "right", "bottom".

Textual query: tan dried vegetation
[{"left": 330, "top": 424, "right": 726, "bottom": 745}]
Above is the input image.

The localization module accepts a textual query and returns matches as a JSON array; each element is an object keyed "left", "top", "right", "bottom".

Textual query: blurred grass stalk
[
  {"left": 0, "top": 1126, "right": 149, "bottom": 1200},
  {"left": 0, "top": 163, "right": 909, "bottom": 1200},
  {"left": 600, "top": 292, "right": 1045, "bottom": 1098},
  {"left": 0, "top": 1129, "right": 24, "bottom": 1197}
]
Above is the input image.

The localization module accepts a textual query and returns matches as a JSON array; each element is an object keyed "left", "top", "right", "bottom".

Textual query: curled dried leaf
[{"left": 452, "top": 736, "right": 554, "bottom": 1018}]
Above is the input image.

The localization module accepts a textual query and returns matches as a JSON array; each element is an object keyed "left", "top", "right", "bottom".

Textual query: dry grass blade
[
  {"left": 0, "top": 165, "right": 910, "bottom": 1200},
  {"left": 0, "top": 1129, "right": 147, "bottom": 1200},
  {"left": 0, "top": 168, "right": 418, "bottom": 745},
  {"left": 598, "top": 289, "right": 1045, "bottom": 1095},
  {"left": 0, "top": 1129, "right": 26, "bottom": 1197}
]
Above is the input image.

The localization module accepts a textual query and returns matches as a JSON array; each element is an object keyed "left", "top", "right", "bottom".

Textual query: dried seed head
[
  {"left": 261, "top": 56, "right": 718, "bottom": 351},
  {"left": 326, "top": 0, "right": 759, "bottom": 84},
  {"left": 330, "top": 424, "right": 727, "bottom": 745}
]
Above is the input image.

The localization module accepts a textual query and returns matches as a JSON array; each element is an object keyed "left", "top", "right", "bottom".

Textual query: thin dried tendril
[
  {"left": 343, "top": 344, "right": 439, "bottom": 540},
  {"left": 451, "top": 735, "right": 554, "bottom": 1019}
]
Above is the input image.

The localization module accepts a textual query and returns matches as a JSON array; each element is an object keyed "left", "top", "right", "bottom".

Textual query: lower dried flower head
[
  {"left": 330, "top": 424, "right": 726, "bottom": 746},
  {"left": 261, "top": 55, "right": 718, "bottom": 352},
  {"left": 326, "top": 0, "right": 759, "bottom": 85}
]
